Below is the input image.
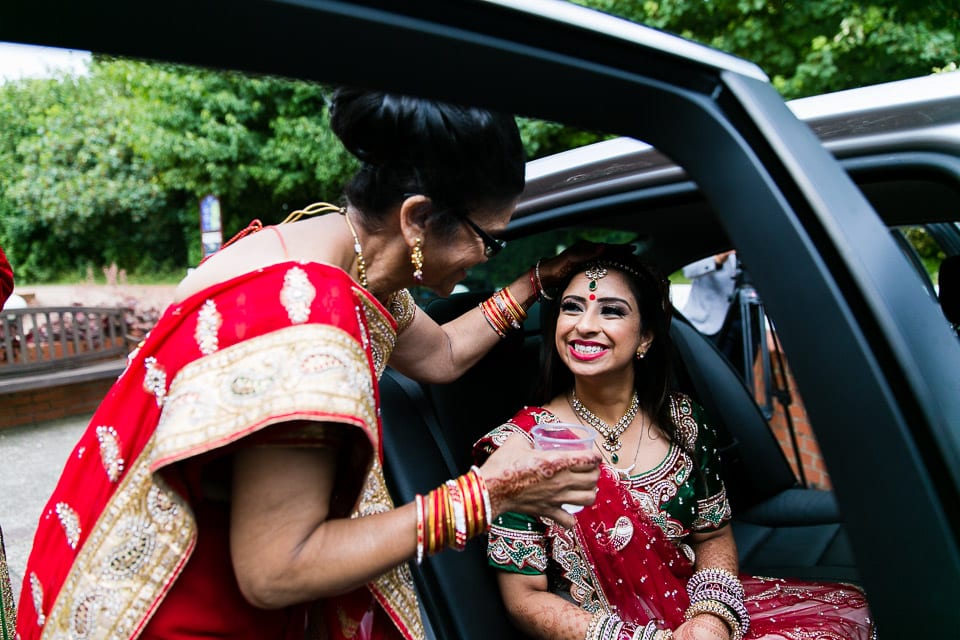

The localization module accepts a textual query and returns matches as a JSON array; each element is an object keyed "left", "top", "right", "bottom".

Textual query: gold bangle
[{"left": 685, "top": 599, "right": 742, "bottom": 640}]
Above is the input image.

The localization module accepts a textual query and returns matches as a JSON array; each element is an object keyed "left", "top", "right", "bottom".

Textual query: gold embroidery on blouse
[
  {"left": 387, "top": 289, "right": 417, "bottom": 333},
  {"left": 355, "top": 288, "right": 398, "bottom": 379}
]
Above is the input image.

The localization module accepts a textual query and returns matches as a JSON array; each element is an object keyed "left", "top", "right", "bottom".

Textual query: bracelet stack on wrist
[
  {"left": 415, "top": 466, "right": 491, "bottom": 564},
  {"left": 479, "top": 286, "right": 528, "bottom": 337},
  {"left": 631, "top": 621, "right": 674, "bottom": 640},
  {"left": 684, "top": 567, "right": 749, "bottom": 640},
  {"left": 584, "top": 612, "right": 628, "bottom": 640}
]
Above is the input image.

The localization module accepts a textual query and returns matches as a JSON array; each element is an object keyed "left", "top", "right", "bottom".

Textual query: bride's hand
[
  {"left": 673, "top": 614, "right": 731, "bottom": 640},
  {"left": 477, "top": 434, "right": 601, "bottom": 528}
]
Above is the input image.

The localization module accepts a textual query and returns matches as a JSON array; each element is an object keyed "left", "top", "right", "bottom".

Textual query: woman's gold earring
[
  {"left": 411, "top": 239, "right": 424, "bottom": 283},
  {"left": 636, "top": 349, "right": 646, "bottom": 360}
]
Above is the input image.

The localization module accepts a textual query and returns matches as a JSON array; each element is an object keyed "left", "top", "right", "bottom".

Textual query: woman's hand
[
  {"left": 537, "top": 241, "right": 639, "bottom": 292},
  {"left": 673, "top": 614, "right": 732, "bottom": 640},
  {"left": 478, "top": 434, "right": 601, "bottom": 528},
  {"left": 536, "top": 240, "right": 606, "bottom": 290}
]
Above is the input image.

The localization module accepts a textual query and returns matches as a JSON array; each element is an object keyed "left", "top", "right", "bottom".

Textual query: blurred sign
[{"left": 199, "top": 194, "right": 222, "bottom": 258}]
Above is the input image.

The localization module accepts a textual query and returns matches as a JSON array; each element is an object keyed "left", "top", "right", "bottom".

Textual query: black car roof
[{"left": 518, "top": 72, "right": 960, "bottom": 218}]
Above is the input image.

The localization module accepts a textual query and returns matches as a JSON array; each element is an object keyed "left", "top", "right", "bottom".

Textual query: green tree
[
  {"left": 573, "top": 0, "right": 958, "bottom": 98},
  {"left": 0, "top": 58, "right": 355, "bottom": 280}
]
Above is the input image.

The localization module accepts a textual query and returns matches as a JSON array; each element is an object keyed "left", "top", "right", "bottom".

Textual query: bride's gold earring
[{"left": 411, "top": 238, "right": 424, "bottom": 283}]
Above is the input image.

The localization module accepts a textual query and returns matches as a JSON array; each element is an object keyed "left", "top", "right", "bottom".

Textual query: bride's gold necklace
[
  {"left": 280, "top": 202, "right": 367, "bottom": 288},
  {"left": 570, "top": 391, "right": 639, "bottom": 464}
]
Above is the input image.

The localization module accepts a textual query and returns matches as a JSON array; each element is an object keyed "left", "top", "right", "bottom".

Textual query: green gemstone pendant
[
  {"left": 588, "top": 280, "right": 598, "bottom": 291},
  {"left": 611, "top": 452, "right": 619, "bottom": 464}
]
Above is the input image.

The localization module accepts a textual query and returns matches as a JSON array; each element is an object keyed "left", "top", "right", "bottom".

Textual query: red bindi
[{"left": 589, "top": 293, "right": 596, "bottom": 300}]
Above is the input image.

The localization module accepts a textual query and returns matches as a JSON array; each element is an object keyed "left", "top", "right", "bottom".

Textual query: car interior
[{"left": 379, "top": 129, "right": 960, "bottom": 638}]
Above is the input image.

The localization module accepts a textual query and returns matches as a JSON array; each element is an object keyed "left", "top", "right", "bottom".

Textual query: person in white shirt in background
[{"left": 681, "top": 250, "right": 755, "bottom": 379}]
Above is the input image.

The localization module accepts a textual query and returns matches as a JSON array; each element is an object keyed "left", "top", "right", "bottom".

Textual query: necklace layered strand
[
  {"left": 341, "top": 209, "right": 368, "bottom": 287},
  {"left": 274, "top": 201, "right": 368, "bottom": 288},
  {"left": 570, "top": 391, "right": 639, "bottom": 464}
]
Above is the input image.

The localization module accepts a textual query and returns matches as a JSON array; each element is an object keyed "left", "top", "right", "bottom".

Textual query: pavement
[{"left": 1, "top": 413, "right": 90, "bottom": 603}]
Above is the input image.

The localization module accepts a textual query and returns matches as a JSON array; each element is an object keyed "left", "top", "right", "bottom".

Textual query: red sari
[
  {"left": 16, "top": 261, "right": 423, "bottom": 640},
  {"left": 476, "top": 398, "right": 875, "bottom": 639}
]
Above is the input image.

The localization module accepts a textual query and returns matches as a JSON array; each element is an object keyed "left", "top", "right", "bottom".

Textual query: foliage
[
  {"left": 0, "top": 59, "right": 354, "bottom": 281},
  {"left": 572, "top": 0, "right": 958, "bottom": 99}
]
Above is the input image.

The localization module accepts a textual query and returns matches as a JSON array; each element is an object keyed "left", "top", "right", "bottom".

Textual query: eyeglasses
[
  {"left": 402, "top": 193, "right": 506, "bottom": 257},
  {"left": 461, "top": 216, "right": 507, "bottom": 258}
]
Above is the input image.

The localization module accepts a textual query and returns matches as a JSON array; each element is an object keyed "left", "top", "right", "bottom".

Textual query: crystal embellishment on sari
[
  {"left": 147, "top": 485, "right": 181, "bottom": 532},
  {"left": 30, "top": 571, "right": 46, "bottom": 626},
  {"left": 195, "top": 299, "right": 221, "bottom": 355},
  {"left": 55, "top": 502, "right": 81, "bottom": 550},
  {"left": 96, "top": 426, "right": 125, "bottom": 483},
  {"left": 280, "top": 265, "right": 316, "bottom": 324},
  {"left": 143, "top": 357, "right": 167, "bottom": 408}
]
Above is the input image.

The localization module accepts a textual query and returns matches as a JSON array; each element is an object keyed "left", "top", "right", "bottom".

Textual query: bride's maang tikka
[{"left": 583, "top": 259, "right": 643, "bottom": 291}]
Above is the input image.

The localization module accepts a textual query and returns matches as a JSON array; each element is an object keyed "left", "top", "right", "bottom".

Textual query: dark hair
[
  {"left": 330, "top": 88, "right": 525, "bottom": 233},
  {"left": 533, "top": 250, "right": 680, "bottom": 447}
]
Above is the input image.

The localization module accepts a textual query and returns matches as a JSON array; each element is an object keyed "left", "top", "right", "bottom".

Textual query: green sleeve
[{"left": 486, "top": 512, "right": 549, "bottom": 575}]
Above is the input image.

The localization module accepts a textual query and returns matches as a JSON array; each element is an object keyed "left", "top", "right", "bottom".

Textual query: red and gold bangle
[
  {"left": 470, "top": 465, "right": 493, "bottom": 530},
  {"left": 479, "top": 298, "right": 508, "bottom": 337},
  {"left": 500, "top": 286, "right": 527, "bottom": 324},
  {"left": 415, "top": 494, "right": 425, "bottom": 565},
  {"left": 445, "top": 479, "right": 468, "bottom": 550},
  {"left": 459, "top": 473, "right": 484, "bottom": 538},
  {"left": 426, "top": 488, "right": 438, "bottom": 555},
  {"left": 492, "top": 290, "right": 521, "bottom": 330},
  {"left": 463, "top": 468, "right": 491, "bottom": 535}
]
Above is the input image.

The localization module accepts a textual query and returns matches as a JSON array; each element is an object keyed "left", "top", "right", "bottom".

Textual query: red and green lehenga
[
  {"left": 16, "top": 261, "right": 423, "bottom": 640},
  {"left": 475, "top": 395, "right": 876, "bottom": 639}
]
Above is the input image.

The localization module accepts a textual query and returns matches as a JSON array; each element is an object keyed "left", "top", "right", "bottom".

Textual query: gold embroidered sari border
[{"left": 154, "top": 324, "right": 378, "bottom": 470}]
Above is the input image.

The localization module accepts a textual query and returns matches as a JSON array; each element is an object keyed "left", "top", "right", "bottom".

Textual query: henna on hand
[
  {"left": 512, "top": 598, "right": 593, "bottom": 640},
  {"left": 675, "top": 614, "right": 730, "bottom": 640},
  {"left": 481, "top": 450, "right": 599, "bottom": 517}
]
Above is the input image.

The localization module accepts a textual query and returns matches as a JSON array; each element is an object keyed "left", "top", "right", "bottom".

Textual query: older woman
[{"left": 17, "top": 89, "right": 601, "bottom": 640}]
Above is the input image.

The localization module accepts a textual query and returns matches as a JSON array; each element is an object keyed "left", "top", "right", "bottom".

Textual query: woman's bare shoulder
[{"left": 173, "top": 229, "right": 286, "bottom": 303}]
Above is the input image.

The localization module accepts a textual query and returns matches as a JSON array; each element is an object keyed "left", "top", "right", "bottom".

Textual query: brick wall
[
  {"left": 753, "top": 342, "right": 832, "bottom": 489},
  {"left": 0, "top": 378, "right": 111, "bottom": 430}
]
